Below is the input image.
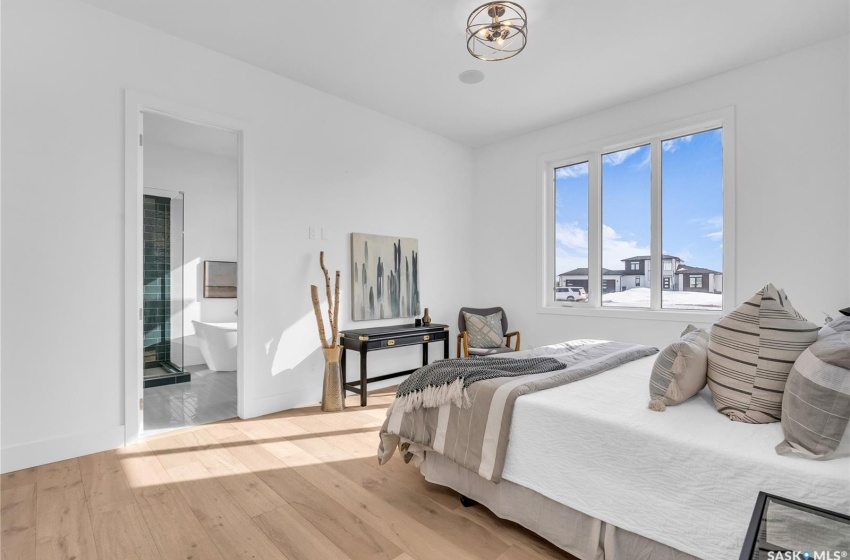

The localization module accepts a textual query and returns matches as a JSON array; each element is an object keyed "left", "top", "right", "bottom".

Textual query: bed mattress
[{"left": 500, "top": 353, "right": 850, "bottom": 560}]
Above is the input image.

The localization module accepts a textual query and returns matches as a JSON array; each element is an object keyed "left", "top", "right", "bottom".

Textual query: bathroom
[{"left": 141, "top": 112, "right": 239, "bottom": 434}]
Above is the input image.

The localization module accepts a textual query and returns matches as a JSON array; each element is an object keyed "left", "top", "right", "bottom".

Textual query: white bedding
[{"left": 501, "top": 352, "right": 850, "bottom": 560}]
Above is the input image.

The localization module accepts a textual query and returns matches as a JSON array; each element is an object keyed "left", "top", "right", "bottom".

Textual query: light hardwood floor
[{"left": 1, "top": 387, "right": 576, "bottom": 560}]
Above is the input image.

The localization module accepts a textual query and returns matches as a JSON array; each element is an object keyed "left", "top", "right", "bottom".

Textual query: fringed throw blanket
[
  {"left": 379, "top": 340, "right": 658, "bottom": 482},
  {"left": 394, "top": 357, "right": 565, "bottom": 412}
]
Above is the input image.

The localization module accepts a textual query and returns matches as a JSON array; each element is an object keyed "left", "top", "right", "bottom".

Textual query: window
[
  {"left": 544, "top": 112, "right": 731, "bottom": 317},
  {"left": 662, "top": 129, "right": 723, "bottom": 310},
  {"left": 553, "top": 161, "right": 589, "bottom": 304}
]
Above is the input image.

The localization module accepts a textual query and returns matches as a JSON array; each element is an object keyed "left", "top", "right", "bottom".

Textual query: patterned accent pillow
[
  {"left": 648, "top": 325, "right": 709, "bottom": 411},
  {"left": 707, "top": 283, "right": 819, "bottom": 423},
  {"left": 463, "top": 311, "right": 504, "bottom": 349},
  {"left": 776, "top": 331, "right": 850, "bottom": 460}
]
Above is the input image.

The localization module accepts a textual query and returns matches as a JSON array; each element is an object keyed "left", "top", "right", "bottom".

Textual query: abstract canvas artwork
[
  {"left": 204, "top": 260, "right": 237, "bottom": 298},
  {"left": 351, "top": 233, "right": 419, "bottom": 321}
]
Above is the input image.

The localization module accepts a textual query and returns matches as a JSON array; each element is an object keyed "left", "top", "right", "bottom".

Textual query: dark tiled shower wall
[{"left": 143, "top": 195, "right": 171, "bottom": 367}]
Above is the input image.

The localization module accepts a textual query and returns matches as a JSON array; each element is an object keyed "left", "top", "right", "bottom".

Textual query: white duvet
[{"left": 501, "top": 353, "right": 850, "bottom": 560}]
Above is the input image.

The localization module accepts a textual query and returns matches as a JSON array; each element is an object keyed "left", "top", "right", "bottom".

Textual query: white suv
[{"left": 555, "top": 287, "right": 587, "bottom": 302}]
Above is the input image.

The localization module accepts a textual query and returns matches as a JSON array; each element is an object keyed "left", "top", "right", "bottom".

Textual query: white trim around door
[{"left": 124, "top": 90, "right": 254, "bottom": 446}]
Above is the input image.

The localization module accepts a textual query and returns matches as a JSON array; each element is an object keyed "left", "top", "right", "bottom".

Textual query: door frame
[{"left": 124, "top": 90, "right": 254, "bottom": 445}]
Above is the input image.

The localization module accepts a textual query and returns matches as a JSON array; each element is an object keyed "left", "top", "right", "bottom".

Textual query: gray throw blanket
[
  {"left": 379, "top": 340, "right": 658, "bottom": 482},
  {"left": 395, "top": 357, "right": 565, "bottom": 412}
]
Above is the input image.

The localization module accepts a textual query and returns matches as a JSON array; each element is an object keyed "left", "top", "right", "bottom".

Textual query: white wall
[
  {"left": 470, "top": 36, "right": 849, "bottom": 349},
  {"left": 144, "top": 139, "right": 238, "bottom": 366},
  {"left": 0, "top": 0, "right": 474, "bottom": 472}
]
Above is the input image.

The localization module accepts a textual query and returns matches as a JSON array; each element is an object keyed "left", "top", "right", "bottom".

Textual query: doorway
[{"left": 124, "top": 92, "right": 251, "bottom": 444}]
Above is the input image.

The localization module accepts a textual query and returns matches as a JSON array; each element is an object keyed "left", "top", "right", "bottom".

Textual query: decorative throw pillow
[
  {"left": 776, "top": 331, "right": 850, "bottom": 460},
  {"left": 463, "top": 311, "right": 504, "bottom": 349},
  {"left": 648, "top": 325, "right": 709, "bottom": 411},
  {"left": 707, "top": 283, "right": 819, "bottom": 423},
  {"left": 820, "top": 316, "right": 850, "bottom": 339}
]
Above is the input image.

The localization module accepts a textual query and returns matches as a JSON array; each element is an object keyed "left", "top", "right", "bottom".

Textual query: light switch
[{"left": 308, "top": 226, "right": 317, "bottom": 240}]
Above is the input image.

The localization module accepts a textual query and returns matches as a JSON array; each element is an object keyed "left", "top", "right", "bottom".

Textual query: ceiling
[
  {"left": 144, "top": 112, "right": 238, "bottom": 158},
  {"left": 80, "top": 0, "right": 849, "bottom": 147}
]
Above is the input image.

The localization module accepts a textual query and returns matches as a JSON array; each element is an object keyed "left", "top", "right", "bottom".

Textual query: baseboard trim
[{"left": 1, "top": 426, "right": 125, "bottom": 474}]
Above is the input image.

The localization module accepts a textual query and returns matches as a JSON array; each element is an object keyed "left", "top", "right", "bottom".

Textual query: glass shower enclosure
[{"left": 142, "top": 187, "right": 187, "bottom": 387}]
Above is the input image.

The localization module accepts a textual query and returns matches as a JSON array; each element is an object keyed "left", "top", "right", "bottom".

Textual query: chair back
[{"left": 458, "top": 306, "right": 509, "bottom": 335}]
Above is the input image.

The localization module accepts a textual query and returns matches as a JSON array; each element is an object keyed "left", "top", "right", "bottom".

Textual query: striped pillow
[
  {"left": 776, "top": 332, "right": 850, "bottom": 460},
  {"left": 707, "top": 283, "right": 819, "bottom": 423},
  {"left": 648, "top": 326, "right": 709, "bottom": 411}
]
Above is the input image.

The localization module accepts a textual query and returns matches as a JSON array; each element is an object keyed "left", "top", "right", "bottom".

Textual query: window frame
[{"left": 539, "top": 108, "right": 736, "bottom": 322}]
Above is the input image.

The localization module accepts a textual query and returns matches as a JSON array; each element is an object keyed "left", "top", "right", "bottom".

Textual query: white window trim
[{"left": 537, "top": 107, "right": 736, "bottom": 323}]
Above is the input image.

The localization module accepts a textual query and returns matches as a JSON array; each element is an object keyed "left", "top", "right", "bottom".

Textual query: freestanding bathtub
[{"left": 192, "top": 321, "right": 237, "bottom": 372}]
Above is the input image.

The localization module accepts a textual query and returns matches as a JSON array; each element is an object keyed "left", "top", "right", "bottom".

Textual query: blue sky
[{"left": 555, "top": 128, "right": 723, "bottom": 275}]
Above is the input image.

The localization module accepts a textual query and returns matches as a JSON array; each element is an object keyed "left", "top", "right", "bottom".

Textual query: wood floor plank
[
  {"left": 253, "top": 504, "right": 352, "bottom": 560},
  {"left": 79, "top": 450, "right": 161, "bottom": 560},
  {"left": 35, "top": 460, "right": 99, "bottom": 560},
  {"left": 169, "top": 428, "right": 286, "bottom": 518},
  {"left": 290, "top": 428, "right": 510, "bottom": 560},
  {"left": 1, "top": 483, "right": 36, "bottom": 560},
  {"left": 0, "top": 467, "right": 37, "bottom": 490},
  {"left": 208, "top": 425, "right": 402, "bottom": 560},
  {"left": 235, "top": 419, "right": 484, "bottom": 560},
  {"left": 117, "top": 442, "right": 226, "bottom": 560},
  {"left": 2, "top": 384, "right": 577, "bottom": 560},
  {"left": 164, "top": 461, "right": 289, "bottom": 560}
]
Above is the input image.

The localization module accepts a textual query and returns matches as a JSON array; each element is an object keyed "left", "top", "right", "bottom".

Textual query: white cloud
[
  {"left": 662, "top": 135, "right": 693, "bottom": 153},
  {"left": 705, "top": 230, "right": 723, "bottom": 240},
  {"left": 556, "top": 222, "right": 588, "bottom": 250},
  {"left": 555, "top": 222, "right": 649, "bottom": 272},
  {"left": 555, "top": 162, "right": 588, "bottom": 179},
  {"left": 601, "top": 224, "right": 650, "bottom": 270},
  {"left": 602, "top": 147, "right": 641, "bottom": 166}
]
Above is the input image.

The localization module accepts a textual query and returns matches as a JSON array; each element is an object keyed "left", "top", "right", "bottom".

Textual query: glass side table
[{"left": 740, "top": 492, "right": 850, "bottom": 560}]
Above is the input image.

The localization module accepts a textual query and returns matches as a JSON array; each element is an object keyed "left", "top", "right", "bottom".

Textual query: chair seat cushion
[
  {"left": 468, "top": 346, "right": 515, "bottom": 356},
  {"left": 463, "top": 311, "right": 504, "bottom": 348}
]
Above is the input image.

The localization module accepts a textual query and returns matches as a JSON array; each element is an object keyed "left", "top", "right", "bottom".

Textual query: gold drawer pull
[
  {"left": 387, "top": 339, "right": 395, "bottom": 346},
  {"left": 423, "top": 335, "right": 430, "bottom": 341}
]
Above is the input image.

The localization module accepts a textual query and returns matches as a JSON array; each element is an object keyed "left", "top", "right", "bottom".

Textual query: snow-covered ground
[{"left": 600, "top": 287, "right": 722, "bottom": 310}]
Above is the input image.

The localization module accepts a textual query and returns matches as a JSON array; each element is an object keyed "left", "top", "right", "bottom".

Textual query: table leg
[
  {"left": 422, "top": 342, "right": 429, "bottom": 367},
  {"left": 360, "top": 350, "right": 368, "bottom": 407},
  {"left": 340, "top": 345, "right": 347, "bottom": 388},
  {"left": 443, "top": 337, "right": 449, "bottom": 359}
]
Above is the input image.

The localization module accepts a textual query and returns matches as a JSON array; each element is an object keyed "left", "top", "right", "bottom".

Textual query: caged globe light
[{"left": 466, "top": 2, "right": 527, "bottom": 61}]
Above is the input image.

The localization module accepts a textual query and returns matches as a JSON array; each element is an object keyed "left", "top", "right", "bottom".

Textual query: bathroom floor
[{"left": 142, "top": 364, "right": 237, "bottom": 436}]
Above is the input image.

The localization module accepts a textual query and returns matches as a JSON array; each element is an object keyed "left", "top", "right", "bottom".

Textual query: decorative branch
[
  {"left": 310, "top": 284, "right": 329, "bottom": 348},
  {"left": 320, "top": 251, "right": 334, "bottom": 337},
  {"left": 311, "top": 251, "right": 341, "bottom": 351},
  {"left": 332, "top": 270, "right": 341, "bottom": 342}
]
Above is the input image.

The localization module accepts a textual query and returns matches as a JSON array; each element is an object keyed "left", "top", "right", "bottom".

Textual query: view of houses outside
[{"left": 554, "top": 129, "right": 723, "bottom": 311}]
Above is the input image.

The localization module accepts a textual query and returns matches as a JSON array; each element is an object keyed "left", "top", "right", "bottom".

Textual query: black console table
[{"left": 340, "top": 323, "right": 449, "bottom": 406}]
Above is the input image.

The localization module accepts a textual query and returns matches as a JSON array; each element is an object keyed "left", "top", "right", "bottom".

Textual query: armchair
[{"left": 456, "top": 306, "right": 521, "bottom": 358}]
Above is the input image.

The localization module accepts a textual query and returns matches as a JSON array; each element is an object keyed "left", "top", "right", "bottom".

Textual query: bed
[{"left": 383, "top": 343, "right": 850, "bottom": 560}]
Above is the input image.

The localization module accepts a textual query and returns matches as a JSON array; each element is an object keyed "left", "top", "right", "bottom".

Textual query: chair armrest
[
  {"left": 457, "top": 332, "right": 469, "bottom": 358},
  {"left": 504, "top": 331, "right": 521, "bottom": 351}
]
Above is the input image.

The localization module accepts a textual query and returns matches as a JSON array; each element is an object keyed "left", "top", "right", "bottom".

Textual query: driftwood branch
[
  {"left": 311, "top": 251, "right": 341, "bottom": 350},
  {"left": 310, "top": 285, "right": 329, "bottom": 348},
  {"left": 331, "top": 270, "right": 340, "bottom": 342},
  {"left": 320, "top": 252, "right": 334, "bottom": 339}
]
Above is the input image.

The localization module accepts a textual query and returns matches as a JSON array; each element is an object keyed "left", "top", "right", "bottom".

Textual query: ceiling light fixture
[{"left": 466, "top": 2, "right": 527, "bottom": 62}]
